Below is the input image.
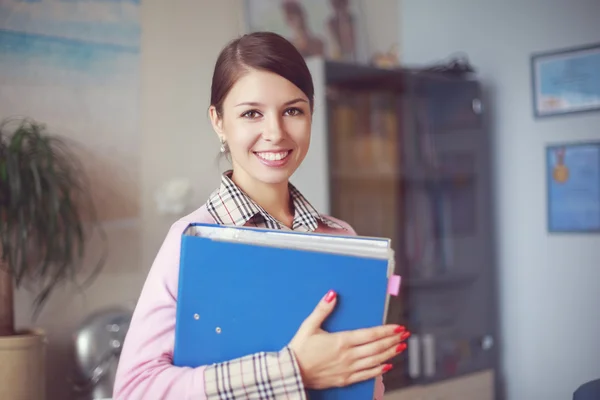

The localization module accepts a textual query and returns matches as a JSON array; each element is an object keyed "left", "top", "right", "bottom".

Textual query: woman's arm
[{"left": 113, "top": 220, "right": 306, "bottom": 400}]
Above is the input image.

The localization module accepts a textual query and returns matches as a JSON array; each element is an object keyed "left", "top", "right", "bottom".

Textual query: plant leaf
[{"left": 0, "top": 117, "right": 108, "bottom": 318}]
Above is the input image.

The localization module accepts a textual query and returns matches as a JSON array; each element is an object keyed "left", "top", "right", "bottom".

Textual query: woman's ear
[{"left": 209, "top": 105, "right": 224, "bottom": 137}]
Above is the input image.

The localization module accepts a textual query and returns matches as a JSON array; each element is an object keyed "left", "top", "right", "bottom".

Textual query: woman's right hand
[{"left": 288, "top": 290, "right": 410, "bottom": 390}]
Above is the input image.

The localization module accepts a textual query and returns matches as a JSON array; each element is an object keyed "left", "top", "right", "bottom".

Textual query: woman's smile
[{"left": 254, "top": 149, "right": 293, "bottom": 167}]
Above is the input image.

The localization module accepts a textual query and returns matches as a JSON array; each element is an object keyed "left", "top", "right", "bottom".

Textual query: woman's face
[{"left": 210, "top": 68, "right": 312, "bottom": 186}]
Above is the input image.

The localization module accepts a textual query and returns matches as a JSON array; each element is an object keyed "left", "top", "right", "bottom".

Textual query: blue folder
[{"left": 173, "top": 223, "right": 399, "bottom": 399}]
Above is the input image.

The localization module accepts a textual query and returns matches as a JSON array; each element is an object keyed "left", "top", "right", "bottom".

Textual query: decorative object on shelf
[
  {"left": 422, "top": 53, "right": 476, "bottom": 77},
  {"left": 154, "top": 177, "right": 193, "bottom": 216},
  {"left": 243, "top": 0, "right": 369, "bottom": 63},
  {"left": 371, "top": 43, "right": 400, "bottom": 69},
  {"left": 326, "top": 0, "right": 358, "bottom": 62},
  {"left": 546, "top": 141, "right": 600, "bottom": 233},
  {"left": 0, "top": 117, "right": 108, "bottom": 399},
  {"left": 531, "top": 42, "right": 600, "bottom": 118}
]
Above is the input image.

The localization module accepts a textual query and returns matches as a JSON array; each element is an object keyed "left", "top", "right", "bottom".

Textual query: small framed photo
[
  {"left": 242, "top": 0, "right": 369, "bottom": 64},
  {"left": 546, "top": 142, "right": 600, "bottom": 233},
  {"left": 531, "top": 43, "right": 600, "bottom": 118}
]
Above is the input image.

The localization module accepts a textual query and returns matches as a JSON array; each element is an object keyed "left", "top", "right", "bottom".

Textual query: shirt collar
[{"left": 206, "top": 170, "right": 341, "bottom": 231}]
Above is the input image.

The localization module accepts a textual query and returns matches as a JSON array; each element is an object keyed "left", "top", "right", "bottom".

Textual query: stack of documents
[{"left": 173, "top": 223, "right": 401, "bottom": 399}]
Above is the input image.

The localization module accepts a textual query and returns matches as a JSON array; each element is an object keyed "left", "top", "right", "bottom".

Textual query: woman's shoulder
[
  {"left": 179, "top": 203, "right": 215, "bottom": 224},
  {"left": 163, "top": 204, "right": 216, "bottom": 236}
]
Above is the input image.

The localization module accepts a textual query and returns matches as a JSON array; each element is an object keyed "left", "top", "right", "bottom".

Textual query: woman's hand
[{"left": 288, "top": 290, "right": 410, "bottom": 390}]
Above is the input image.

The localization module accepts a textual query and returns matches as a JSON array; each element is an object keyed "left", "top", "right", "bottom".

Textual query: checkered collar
[{"left": 206, "top": 170, "right": 341, "bottom": 232}]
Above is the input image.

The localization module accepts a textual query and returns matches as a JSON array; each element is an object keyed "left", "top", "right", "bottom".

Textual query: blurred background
[{"left": 1, "top": 0, "right": 599, "bottom": 399}]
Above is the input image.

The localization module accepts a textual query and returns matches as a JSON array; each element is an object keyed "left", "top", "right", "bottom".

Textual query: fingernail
[
  {"left": 324, "top": 290, "right": 336, "bottom": 303},
  {"left": 396, "top": 343, "right": 407, "bottom": 353},
  {"left": 400, "top": 331, "right": 411, "bottom": 340},
  {"left": 394, "top": 325, "right": 406, "bottom": 333},
  {"left": 382, "top": 364, "right": 393, "bottom": 373}
]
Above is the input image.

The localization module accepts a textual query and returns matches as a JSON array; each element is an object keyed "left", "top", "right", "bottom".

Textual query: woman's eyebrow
[
  {"left": 234, "top": 98, "right": 308, "bottom": 107},
  {"left": 283, "top": 98, "right": 308, "bottom": 106}
]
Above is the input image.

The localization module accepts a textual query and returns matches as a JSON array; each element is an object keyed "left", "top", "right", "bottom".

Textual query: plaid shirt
[
  {"left": 206, "top": 170, "right": 343, "bottom": 232},
  {"left": 203, "top": 171, "right": 345, "bottom": 399}
]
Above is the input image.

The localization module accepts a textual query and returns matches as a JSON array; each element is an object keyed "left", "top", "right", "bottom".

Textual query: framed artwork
[
  {"left": 0, "top": 0, "right": 142, "bottom": 271},
  {"left": 242, "top": 0, "right": 369, "bottom": 64},
  {"left": 546, "top": 142, "right": 600, "bottom": 233},
  {"left": 531, "top": 43, "right": 600, "bottom": 118}
]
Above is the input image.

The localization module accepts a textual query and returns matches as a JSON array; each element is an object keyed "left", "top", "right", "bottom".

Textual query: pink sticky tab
[{"left": 388, "top": 274, "right": 401, "bottom": 296}]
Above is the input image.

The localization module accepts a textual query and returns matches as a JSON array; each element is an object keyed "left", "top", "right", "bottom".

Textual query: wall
[{"left": 400, "top": 1, "right": 600, "bottom": 399}]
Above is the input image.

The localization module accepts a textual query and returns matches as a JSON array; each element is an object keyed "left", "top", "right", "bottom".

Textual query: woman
[{"left": 113, "top": 32, "right": 410, "bottom": 400}]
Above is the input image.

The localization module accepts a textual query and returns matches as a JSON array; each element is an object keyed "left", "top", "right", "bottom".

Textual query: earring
[{"left": 219, "top": 137, "right": 227, "bottom": 153}]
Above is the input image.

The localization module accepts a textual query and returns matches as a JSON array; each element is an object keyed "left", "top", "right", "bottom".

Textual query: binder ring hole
[
  {"left": 193, "top": 313, "right": 200, "bottom": 320},
  {"left": 216, "top": 327, "right": 222, "bottom": 334}
]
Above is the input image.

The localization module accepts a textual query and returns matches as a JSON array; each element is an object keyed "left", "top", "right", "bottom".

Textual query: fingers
[
  {"left": 300, "top": 290, "right": 337, "bottom": 332},
  {"left": 343, "top": 362, "right": 393, "bottom": 388},
  {"left": 350, "top": 336, "right": 407, "bottom": 372},
  {"left": 343, "top": 324, "right": 407, "bottom": 347},
  {"left": 349, "top": 331, "right": 405, "bottom": 361}
]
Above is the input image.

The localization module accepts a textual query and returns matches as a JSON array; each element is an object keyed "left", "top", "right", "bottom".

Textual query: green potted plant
[{"left": 0, "top": 117, "right": 107, "bottom": 399}]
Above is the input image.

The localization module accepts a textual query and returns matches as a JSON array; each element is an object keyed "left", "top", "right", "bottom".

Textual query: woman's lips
[{"left": 254, "top": 150, "right": 292, "bottom": 167}]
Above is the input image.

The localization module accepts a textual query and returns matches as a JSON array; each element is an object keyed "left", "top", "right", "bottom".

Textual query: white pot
[{"left": 0, "top": 329, "right": 46, "bottom": 400}]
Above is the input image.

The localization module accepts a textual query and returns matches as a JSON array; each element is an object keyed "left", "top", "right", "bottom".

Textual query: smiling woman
[
  {"left": 112, "top": 31, "right": 409, "bottom": 400},
  {"left": 207, "top": 33, "right": 315, "bottom": 225}
]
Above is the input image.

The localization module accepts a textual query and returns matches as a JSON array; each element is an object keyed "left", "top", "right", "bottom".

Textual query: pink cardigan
[{"left": 113, "top": 204, "right": 385, "bottom": 399}]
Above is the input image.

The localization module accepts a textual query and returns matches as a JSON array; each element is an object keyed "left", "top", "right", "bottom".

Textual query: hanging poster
[
  {"left": 547, "top": 142, "right": 600, "bottom": 233},
  {"left": 0, "top": 0, "right": 141, "bottom": 271},
  {"left": 532, "top": 43, "right": 600, "bottom": 118}
]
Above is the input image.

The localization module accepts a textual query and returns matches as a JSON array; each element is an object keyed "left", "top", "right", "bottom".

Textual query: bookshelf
[{"left": 293, "top": 58, "right": 498, "bottom": 398}]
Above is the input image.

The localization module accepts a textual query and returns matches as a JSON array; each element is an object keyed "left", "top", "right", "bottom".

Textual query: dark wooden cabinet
[{"left": 297, "top": 58, "right": 498, "bottom": 393}]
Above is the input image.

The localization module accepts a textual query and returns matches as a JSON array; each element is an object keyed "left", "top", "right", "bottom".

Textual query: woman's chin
[
  {"left": 251, "top": 164, "right": 298, "bottom": 185},
  {"left": 254, "top": 171, "right": 294, "bottom": 185}
]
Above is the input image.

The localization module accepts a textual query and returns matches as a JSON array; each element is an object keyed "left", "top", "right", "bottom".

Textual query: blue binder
[{"left": 173, "top": 223, "right": 400, "bottom": 399}]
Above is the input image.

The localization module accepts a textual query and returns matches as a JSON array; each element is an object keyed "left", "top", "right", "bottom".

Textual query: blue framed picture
[
  {"left": 532, "top": 43, "right": 600, "bottom": 118},
  {"left": 547, "top": 142, "right": 600, "bottom": 233}
]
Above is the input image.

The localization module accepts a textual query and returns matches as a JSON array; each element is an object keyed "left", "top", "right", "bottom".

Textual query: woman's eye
[
  {"left": 285, "top": 107, "right": 303, "bottom": 116},
  {"left": 242, "top": 110, "right": 260, "bottom": 119}
]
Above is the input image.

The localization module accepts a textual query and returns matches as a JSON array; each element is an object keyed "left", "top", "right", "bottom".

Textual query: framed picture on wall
[
  {"left": 242, "top": 0, "right": 370, "bottom": 64},
  {"left": 546, "top": 142, "right": 600, "bottom": 233},
  {"left": 531, "top": 43, "right": 600, "bottom": 118}
]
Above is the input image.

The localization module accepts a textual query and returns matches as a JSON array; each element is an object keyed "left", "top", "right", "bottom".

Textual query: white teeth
[{"left": 256, "top": 151, "right": 289, "bottom": 161}]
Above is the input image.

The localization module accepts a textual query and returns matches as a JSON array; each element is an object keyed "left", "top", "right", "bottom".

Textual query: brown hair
[{"left": 210, "top": 31, "right": 314, "bottom": 117}]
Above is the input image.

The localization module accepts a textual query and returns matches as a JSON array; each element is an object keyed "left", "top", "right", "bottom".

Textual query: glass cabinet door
[
  {"left": 324, "top": 65, "right": 496, "bottom": 390},
  {"left": 326, "top": 78, "right": 411, "bottom": 388},
  {"left": 406, "top": 75, "right": 497, "bottom": 384}
]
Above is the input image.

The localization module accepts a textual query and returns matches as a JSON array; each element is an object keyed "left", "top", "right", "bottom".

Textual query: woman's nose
[{"left": 262, "top": 115, "right": 285, "bottom": 142}]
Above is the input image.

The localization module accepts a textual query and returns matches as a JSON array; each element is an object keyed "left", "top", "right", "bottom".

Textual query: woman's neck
[{"left": 230, "top": 169, "right": 294, "bottom": 228}]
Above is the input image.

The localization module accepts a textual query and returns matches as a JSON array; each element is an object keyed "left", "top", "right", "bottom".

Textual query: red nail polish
[
  {"left": 382, "top": 364, "right": 393, "bottom": 373},
  {"left": 400, "top": 331, "right": 411, "bottom": 340},
  {"left": 394, "top": 326, "right": 406, "bottom": 333},
  {"left": 396, "top": 343, "right": 407, "bottom": 353},
  {"left": 324, "top": 290, "right": 336, "bottom": 303}
]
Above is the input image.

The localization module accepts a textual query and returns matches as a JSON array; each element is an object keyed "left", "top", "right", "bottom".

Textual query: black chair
[{"left": 574, "top": 379, "right": 600, "bottom": 400}]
